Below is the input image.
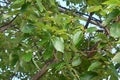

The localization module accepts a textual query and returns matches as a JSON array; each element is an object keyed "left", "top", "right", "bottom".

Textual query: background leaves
[{"left": 0, "top": 0, "right": 120, "bottom": 80}]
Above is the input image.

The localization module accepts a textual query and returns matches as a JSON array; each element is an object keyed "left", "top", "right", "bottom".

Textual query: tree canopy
[{"left": 0, "top": 0, "right": 120, "bottom": 80}]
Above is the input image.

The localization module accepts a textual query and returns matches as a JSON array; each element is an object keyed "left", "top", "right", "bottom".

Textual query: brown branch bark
[
  {"left": 0, "top": 14, "right": 18, "bottom": 32},
  {"left": 32, "top": 58, "right": 57, "bottom": 80},
  {"left": 87, "top": 41, "right": 100, "bottom": 57}
]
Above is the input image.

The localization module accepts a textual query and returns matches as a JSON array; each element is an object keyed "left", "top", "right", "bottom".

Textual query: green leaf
[
  {"left": 20, "top": 2, "right": 30, "bottom": 12},
  {"left": 9, "top": 54, "right": 19, "bottom": 66},
  {"left": 52, "top": 37, "right": 64, "bottom": 53},
  {"left": 43, "top": 43, "right": 53, "bottom": 61},
  {"left": 73, "top": 31, "right": 83, "bottom": 46},
  {"left": 110, "top": 23, "right": 120, "bottom": 37},
  {"left": 87, "top": 0, "right": 102, "bottom": 5},
  {"left": 14, "top": 61, "right": 19, "bottom": 73},
  {"left": 87, "top": 5, "right": 102, "bottom": 12},
  {"left": 36, "top": 0, "right": 45, "bottom": 12},
  {"left": 112, "top": 52, "right": 120, "bottom": 63},
  {"left": 72, "top": 54, "right": 81, "bottom": 66},
  {"left": 72, "top": 57, "right": 81, "bottom": 67},
  {"left": 2, "top": 14, "right": 11, "bottom": 19},
  {"left": 50, "top": 0, "right": 55, "bottom": 6},
  {"left": 95, "top": 33, "right": 108, "bottom": 42},
  {"left": 86, "top": 27, "right": 97, "bottom": 33},
  {"left": 105, "top": 9, "right": 120, "bottom": 24},
  {"left": 38, "top": 39, "right": 48, "bottom": 45},
  {"left": 55, "top": 62, "right": 65, "bottom": 71},
  {"left": 110, "top": 74, "right": 118, "bottom": 80},
  {"left": 102, "top": 0, "right": 120, "bottom": 5},
  {"left": 64, "top": 52, "right": 72, "bottom": 63},
  {"left": 80, "top": 71, "right": 98, "bottom": 80},
  {"left": 11, "top": 0, "right": 24, "bottom": 8},
  {"left": 108, "top": 64, "right": 119, "bottom": 78},
  {"left": 88, "top": 61, "right": 101, "bottom": 71},
  {"left": 21, "top": 24, "right": 35, "bottom": 33},
  {"left": 22, "top": 51, "right": 33, "bottom": 62}
]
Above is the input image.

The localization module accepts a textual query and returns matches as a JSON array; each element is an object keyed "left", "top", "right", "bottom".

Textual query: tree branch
[
  {"left": 58, "top": 5, "right": 103, "bottom": 28},
  {"left": 32, "top": 58, "right": 57, "bottom": 80},
  {"left": 58, "top": 5, "right": 111, "bottom": 35},
  {"left": 0, "top": 14, "right": 18, "bottom": 32},
  {"left": 84, "top": 12, "right": 94, "bottom": 29},
  {"left": 87, "top": 41, "right": 100, "bottom": 57},
  {"left": 58, "top": 5, "right": 102, "bottom": 23}
]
